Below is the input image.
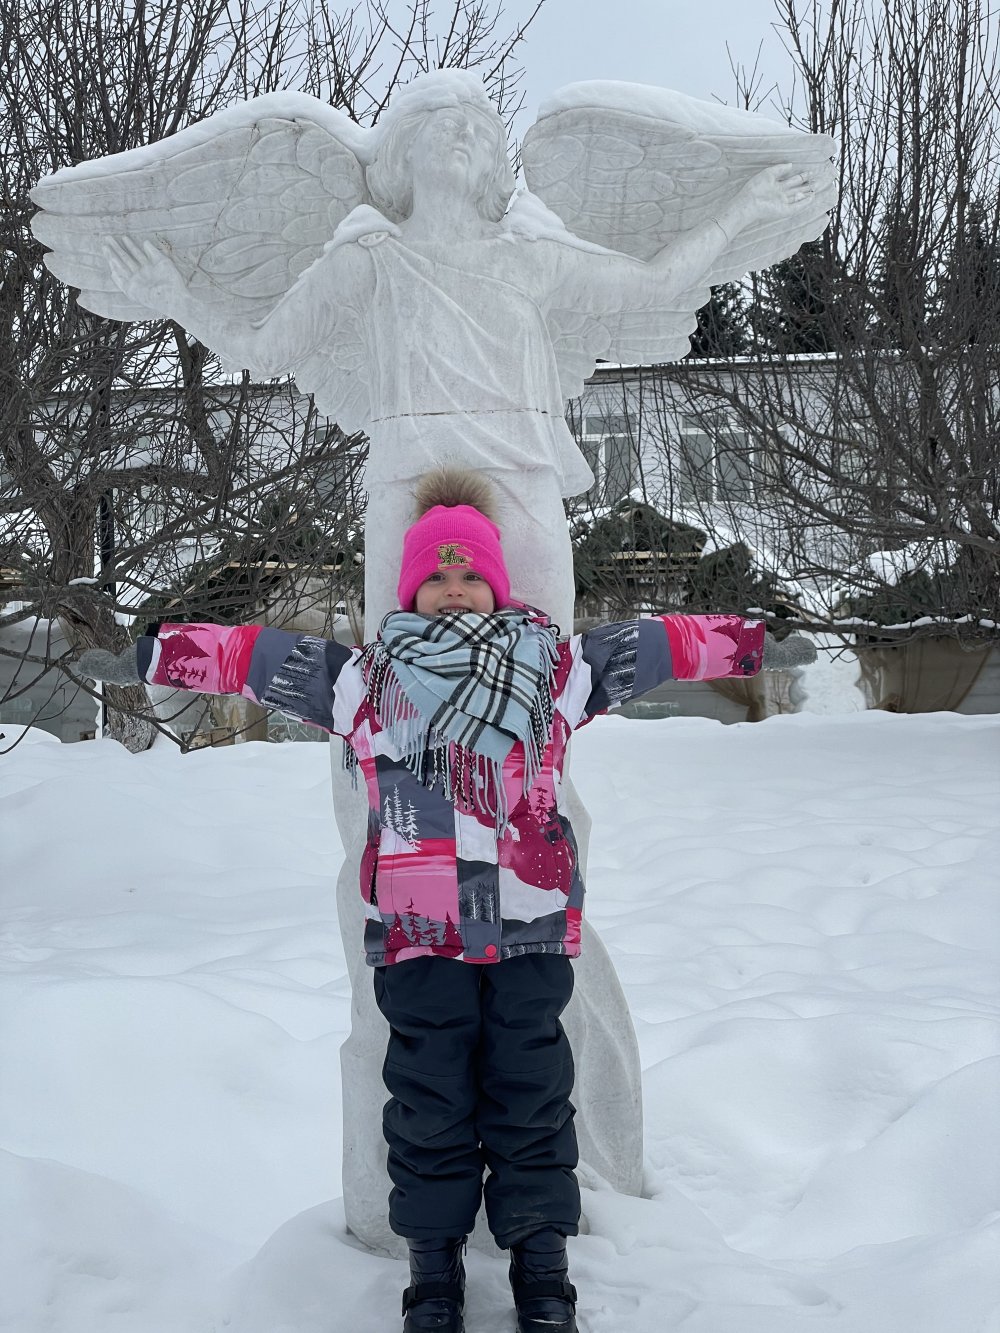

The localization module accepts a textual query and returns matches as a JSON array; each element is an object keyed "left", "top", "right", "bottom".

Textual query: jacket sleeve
[
  {"left": 135, "top": 621, "right": 365, "bottom": 737},
  {"left": 560, "top": 614, "right": 766, "bottom": 729}
]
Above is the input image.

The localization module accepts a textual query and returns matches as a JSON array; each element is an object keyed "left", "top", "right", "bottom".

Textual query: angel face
[
  {"left": 368, "top": 95, "right": 514, "bottom": 223},
  {"left": 405, "top": 105, "right": 499, "bottom": 197}
]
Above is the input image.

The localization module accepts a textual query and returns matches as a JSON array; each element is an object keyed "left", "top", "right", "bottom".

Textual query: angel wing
[
  {"left": 30, "top": 92, "right": 372, "bottom": 326},
  {"left": 521, "top": 82, "right": 838, "bottom": 389}
]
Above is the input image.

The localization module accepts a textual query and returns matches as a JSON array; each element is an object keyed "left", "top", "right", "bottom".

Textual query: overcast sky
[{"left": 513, "top": 0, "right": 797, "bottom": 133}]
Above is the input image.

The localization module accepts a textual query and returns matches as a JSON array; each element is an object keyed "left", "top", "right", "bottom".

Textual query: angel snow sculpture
[
  {"left": 32, "top": 69, "right": 835, "bottom": 625},
  {"left": 32, "top": 69, "right": 836, "bottom": 1254}
]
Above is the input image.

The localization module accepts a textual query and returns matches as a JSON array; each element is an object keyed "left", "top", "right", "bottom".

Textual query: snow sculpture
[{"left": 32, "top": 70, "right": 836, "bottom": 1255}]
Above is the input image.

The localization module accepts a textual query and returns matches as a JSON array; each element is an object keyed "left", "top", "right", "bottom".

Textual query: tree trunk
[{"left": 103, "top": 683, "right": 155, "bottom": 751}]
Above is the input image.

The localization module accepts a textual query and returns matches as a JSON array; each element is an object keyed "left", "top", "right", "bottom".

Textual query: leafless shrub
[
  {"left": 620, "top": 0, "right": 999, "bottom": 650},
  {"left": 0, "top": 0, "right": 541, "bottom": 750}
]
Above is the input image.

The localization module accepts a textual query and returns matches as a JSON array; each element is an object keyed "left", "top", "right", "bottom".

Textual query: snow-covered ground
[{"left": 2, "top": 710, "right": 998, "bottom": 1333}]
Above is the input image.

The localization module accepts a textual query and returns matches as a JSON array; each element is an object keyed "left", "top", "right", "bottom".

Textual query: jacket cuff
[{"left": 135, "top": 635, "right": 156, "bottom": 682}]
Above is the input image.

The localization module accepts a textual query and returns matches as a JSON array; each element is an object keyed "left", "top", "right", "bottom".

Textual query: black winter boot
[
  {"left": 402, "top": 1236, "right": 467, "bottom": 1332},
  {"left": 509, "top": 1229, "right": 577, "bottom": 1333}
]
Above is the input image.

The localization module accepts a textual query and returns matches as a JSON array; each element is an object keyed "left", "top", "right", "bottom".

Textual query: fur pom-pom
[{"left": 412, "top": 467, "right": 498, "bottom": 522}]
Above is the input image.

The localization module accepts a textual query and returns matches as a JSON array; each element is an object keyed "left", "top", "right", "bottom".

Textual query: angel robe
[{"left": 352, "top": 232, "right": 595, "bottom": 498}]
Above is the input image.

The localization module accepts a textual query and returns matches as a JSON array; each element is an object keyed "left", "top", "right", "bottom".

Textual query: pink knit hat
[{"left": 397, "top": 471, "right": 511, "bottom": 611}]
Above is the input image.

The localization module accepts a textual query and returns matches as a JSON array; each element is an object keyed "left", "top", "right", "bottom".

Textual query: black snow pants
[{"left": 373, "top": 953, "right": 581, "bottom": 1249}]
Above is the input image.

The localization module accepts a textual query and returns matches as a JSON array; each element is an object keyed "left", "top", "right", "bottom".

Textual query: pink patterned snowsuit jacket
[{"left": 137, "top": 614, "right": 765, "bottom": 967}]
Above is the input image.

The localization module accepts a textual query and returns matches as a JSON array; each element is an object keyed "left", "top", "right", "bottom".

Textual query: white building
[{"left": 4, "top": 358, "right": 996, "bottom": 739}]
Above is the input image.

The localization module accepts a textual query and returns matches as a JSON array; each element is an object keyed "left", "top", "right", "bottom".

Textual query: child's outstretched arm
[
  {"left": 78, "top": 621, "right": 364, "bottom": 737},
  {"left": 562, "top": 613, "right": 769, "bottom": 727}
]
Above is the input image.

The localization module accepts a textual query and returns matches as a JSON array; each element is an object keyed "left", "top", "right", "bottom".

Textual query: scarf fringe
[
  {"left": 376, "top": 657, "right": 518, "bottom": 832},
  {"left": 351, "top": 610, "right": 560, "bottom": 834}
]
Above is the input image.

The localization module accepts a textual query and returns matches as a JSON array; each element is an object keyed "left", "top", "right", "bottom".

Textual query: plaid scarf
[{"left": 356, "top": 607, "right": 560, "bottom": 828}]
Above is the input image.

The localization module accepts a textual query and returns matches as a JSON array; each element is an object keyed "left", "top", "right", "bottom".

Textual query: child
[{"left": 79, "top": 469, "right": 812, "bottom": 1333}]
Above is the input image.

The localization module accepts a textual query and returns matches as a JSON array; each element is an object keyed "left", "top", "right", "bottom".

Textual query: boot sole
[{"left": 403, "top": 1315, "right": 464, "bottom": 1333}]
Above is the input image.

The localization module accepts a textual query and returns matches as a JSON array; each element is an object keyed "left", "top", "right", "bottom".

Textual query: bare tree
[
  {"left": 0, "top": 0, "right": 542, "bottom": 751},
  {"left": 633, "top": 0, "right": 999, "bottom": 664}
]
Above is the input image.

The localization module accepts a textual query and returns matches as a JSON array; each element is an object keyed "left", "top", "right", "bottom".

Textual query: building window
[
  {"left": 678, "top": 413, "right": 753, "bottom": 503},
  {"left": 834, "top": 423, "right": 874, "bottom": 484},
  {"left": 579, "top": 414, "right": 637, "bottom": 506},
  {"left": 126, "top": 483, "right": 166, "bottom": 538}
]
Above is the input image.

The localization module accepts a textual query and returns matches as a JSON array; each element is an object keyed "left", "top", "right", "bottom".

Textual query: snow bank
[{"left": 2, "top": 712, "right": 998, "bottom": 1332}]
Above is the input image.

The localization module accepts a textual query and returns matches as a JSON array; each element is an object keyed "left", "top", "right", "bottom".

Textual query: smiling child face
[{"left": 414, "top": 566, "right": 496, "bottom": 616}]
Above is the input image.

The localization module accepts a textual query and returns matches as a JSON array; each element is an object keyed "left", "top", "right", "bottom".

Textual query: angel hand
[
  {"left": 738, "top": 164, "right": 817, "bottom": 224},
  {"left": 104, "top": 237, "right": 188, "bottom": 316}
]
